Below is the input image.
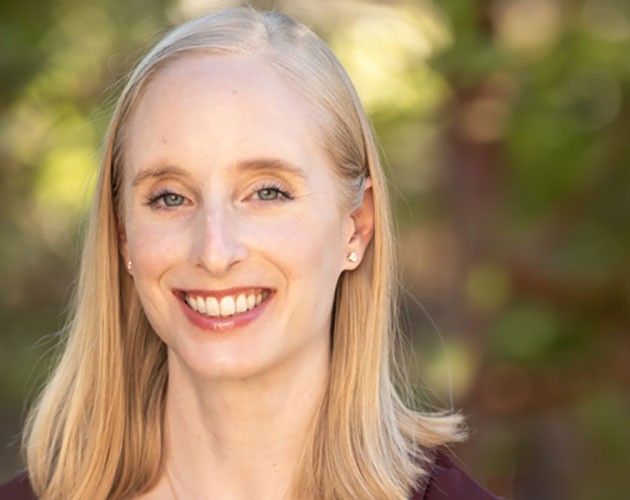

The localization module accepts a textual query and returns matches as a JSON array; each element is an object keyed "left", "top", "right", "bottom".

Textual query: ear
[{"left": 343, "top": 177, "right": 375, "bottom": 271}]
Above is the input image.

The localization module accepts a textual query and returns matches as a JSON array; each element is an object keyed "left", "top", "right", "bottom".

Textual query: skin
[{"left": 120, "top": 52, "right": 374, "bottom": 499}]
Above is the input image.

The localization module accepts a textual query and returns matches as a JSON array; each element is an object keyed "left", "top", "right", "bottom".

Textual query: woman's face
[{"left": 120, "top": 53, "right": 368, "bottom": 380}]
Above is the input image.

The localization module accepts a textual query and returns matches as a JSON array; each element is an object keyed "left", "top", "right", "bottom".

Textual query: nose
[{"left": 191, "top": 204, "right": 248, "bottom": 275}]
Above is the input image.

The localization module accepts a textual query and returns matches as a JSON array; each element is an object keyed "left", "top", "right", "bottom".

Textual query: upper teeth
[{"left": 185, "top": 291, "right": 266, "bottom": 318}]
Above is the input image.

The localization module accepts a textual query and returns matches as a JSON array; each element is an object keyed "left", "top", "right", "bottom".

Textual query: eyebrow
[
  {"left": 236, "top": 158, "right": 308, "bottom": 181},
  {"left": 132, "top": 165, "right": 191, "bottom": 186},
  {"left": 132, "top": 157, "right": 308, "bottom": 186}
]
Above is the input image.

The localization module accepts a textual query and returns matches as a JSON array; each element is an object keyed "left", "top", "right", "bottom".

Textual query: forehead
[{"left": 124, "top": 52, "right": 328, "bottom": 172}]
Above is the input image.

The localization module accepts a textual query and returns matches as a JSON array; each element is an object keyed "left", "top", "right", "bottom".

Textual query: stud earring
[
  {"left": 347, "top": 252, "right": 358, "bottom": 263},
  {"left": 127, "top": 260, "right": 132, "bottom": 272}
]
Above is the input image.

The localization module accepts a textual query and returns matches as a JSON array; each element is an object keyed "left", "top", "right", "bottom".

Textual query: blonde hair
[{"left": 23, "top": 7, "right": 464, "bottom": 499}]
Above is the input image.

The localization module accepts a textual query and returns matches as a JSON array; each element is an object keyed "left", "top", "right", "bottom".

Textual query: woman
[{"left": 1, "top": 7, "right": 498, "bottom": 499}]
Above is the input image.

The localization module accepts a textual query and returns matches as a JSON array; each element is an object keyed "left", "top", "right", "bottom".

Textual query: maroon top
[
  {"left": 0, "top": 473, "right": 36, "bottom": 500},
  {"left": 412, "top": 452, "right": 500, "bottom": 499},
  {"left": 0, "top": 451, "right": 499, "bottom": 499}
]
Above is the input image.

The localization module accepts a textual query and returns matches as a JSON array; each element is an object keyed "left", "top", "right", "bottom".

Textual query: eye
[
  {"left": 161, "top": 193, "right": 185, "bottom": 207},
  {"left": 256, "top": 187, "right": 282, "bottom": 201},
  {"left": 250, "top": 184, "right": 292, "bottom": 202},
  {"left": 145, "top": 190, "right": 187, "bottom": 209}
]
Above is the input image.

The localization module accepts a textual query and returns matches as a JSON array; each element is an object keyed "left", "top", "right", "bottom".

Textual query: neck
[{"left": 162, "top": 342, "right": 329, "bottom": 500}]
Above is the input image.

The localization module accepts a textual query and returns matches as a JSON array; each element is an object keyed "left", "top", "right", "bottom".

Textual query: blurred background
[{"left": 1, "top": 0, "right": 628, "bottom": 498}]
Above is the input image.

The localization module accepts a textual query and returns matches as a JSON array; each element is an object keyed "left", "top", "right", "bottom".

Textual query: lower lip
[{"left": 176, "top": 293, "right": 272, "bottom": 332}]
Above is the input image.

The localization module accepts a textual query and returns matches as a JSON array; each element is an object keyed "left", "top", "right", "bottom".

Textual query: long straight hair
[{"left": 23, "top": 7, "right": 464, "bottom": 499}]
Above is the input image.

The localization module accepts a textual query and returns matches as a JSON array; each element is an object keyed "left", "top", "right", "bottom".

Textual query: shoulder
[
  {"left": 0, "top": 472, "right": 37, "bottom": 500},
  {"left": 411, "top": 450, "right": 502, "bottom": 500}
]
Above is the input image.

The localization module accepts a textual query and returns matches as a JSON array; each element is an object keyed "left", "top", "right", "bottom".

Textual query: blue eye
[
  {"left": 251, "top": 184, "right": 292, "bottom": 202},
  {"left": 146, "top": 191, "right": 186, "bottom": 208},
  {"left": 256, "top": 187, "right": 283, "bottom": 201},
  {"left": 161, "top": 193, "right": 185, "bottom": 207}
]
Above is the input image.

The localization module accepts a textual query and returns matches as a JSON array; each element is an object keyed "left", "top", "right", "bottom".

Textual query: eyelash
[
  {"left": 249, "top": 182, "right": 294, "bottom": 202},
  {"left": 144, "top": 189, "right": 186, "bottom": 209}
]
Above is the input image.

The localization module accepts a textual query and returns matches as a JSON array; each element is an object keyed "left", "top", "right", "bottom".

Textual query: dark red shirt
[
  {"left": 0, "top": 452, "right": 500, "bottom": 499},
  {"left": 0, "top": 473, "right": 35, "bottom": 500},
  {"left": 413, "top": 452, "right": 500, "bottom": 499}
]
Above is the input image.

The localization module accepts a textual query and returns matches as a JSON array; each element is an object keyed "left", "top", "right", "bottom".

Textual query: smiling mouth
[{"left": 183, "top": 289, "right": 270, "bottom": 318}]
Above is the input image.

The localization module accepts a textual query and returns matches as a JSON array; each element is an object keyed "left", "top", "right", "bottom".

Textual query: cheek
[
  {"left": 252, "top": 211, "right": 346, "bottom": 277},
  {"left": 126, "top": 217, "right": 189, "bottom": 271}
]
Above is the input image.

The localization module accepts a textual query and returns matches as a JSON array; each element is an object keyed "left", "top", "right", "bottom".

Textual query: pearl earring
[
  {"left": 347, "top": 252, "right": 358, "bottom": 263},
  {"left": 127, "top": 260, "right": 132, "bottom": 272}
]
